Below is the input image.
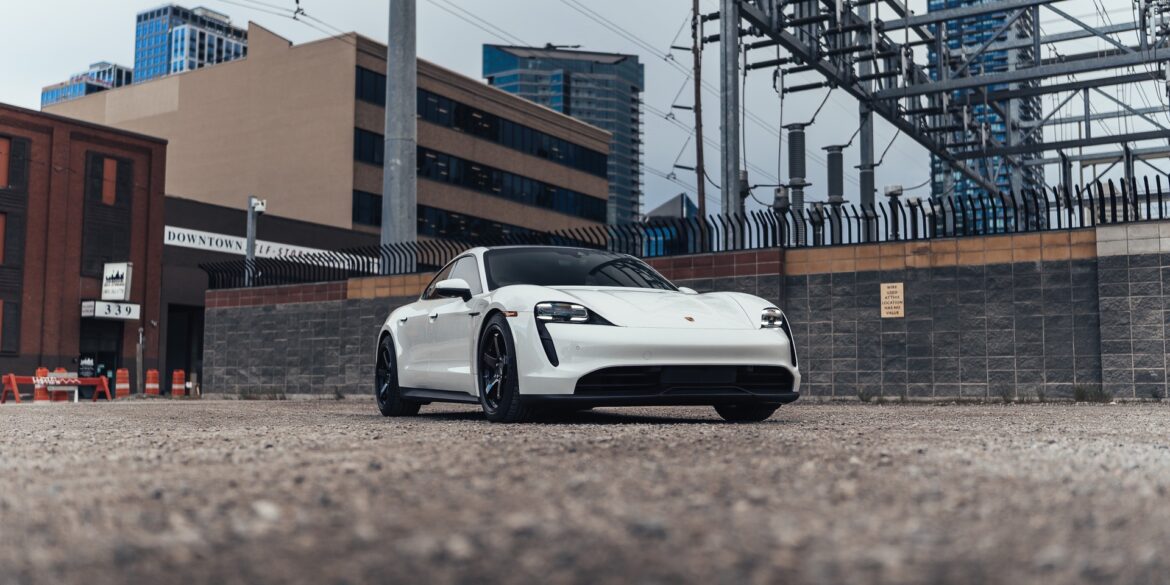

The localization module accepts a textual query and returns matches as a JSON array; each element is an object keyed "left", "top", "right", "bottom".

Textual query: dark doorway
[
  {"left": 165, "top": 304, "right": 204, "bottom": 392},
  {"left": 79, "top": 319, "right": 124, "bottom": 399}
]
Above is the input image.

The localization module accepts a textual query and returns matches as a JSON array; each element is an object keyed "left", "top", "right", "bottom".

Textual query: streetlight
[{"left": 245, "top": 195, "right": 267, "bottom": 287}]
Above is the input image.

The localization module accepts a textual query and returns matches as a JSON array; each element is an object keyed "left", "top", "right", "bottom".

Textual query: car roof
[{"left": 463, "top": 245, "right": 623, "bottom": 257}]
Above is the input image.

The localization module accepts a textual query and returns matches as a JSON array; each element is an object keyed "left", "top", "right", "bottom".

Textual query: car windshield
[{"left": 483, "top": 248, "right": 677, "bottom": 291}]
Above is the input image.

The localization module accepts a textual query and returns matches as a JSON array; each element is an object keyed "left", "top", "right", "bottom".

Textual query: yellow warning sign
[{"left": 880, "top": 282, "right": 904, "bottom": 318}]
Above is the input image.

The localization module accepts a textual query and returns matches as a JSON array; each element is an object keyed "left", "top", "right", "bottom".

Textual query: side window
[
  {"left": 420, "top": 262, "right": 455, "bottom": 300},
  {"left": 448, "top": 257, "right": 483, "bottom": 295},
  {"left": 0, "top": 137, "right": 9, "bottom": 189}
]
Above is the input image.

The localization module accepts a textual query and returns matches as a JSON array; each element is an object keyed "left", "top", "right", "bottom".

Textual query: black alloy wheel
[
  {"left": 375, "top": 335, "right": 421, "bottom": 417},
  {"left": 477, "top": 314, "right": 531, "bottom": 423}
]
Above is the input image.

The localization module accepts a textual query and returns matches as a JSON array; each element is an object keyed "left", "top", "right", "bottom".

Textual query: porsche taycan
[{"left": 375, "top": 246, "right": 800, "bottom": 423}]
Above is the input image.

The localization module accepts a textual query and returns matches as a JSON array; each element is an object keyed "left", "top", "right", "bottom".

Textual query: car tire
[
  {"left": 477, "top": 313, "right": 532, "bottom": 423},
  {"left": 714, "top": 403, "right": 778, "bottom": 422},
  {"left": 375, "top": 335, "right": 421, "bottom": 417}
]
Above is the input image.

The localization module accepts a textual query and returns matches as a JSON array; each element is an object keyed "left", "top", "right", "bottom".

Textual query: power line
[
  {"left": 421, "top": 0, "right": 527, "bottom": 46},
  {"left": 427, "top": 0, "right": 530, "bottom": 46},
  {"left": 556, "top": 0, "right": 857, "bottom": 186}
]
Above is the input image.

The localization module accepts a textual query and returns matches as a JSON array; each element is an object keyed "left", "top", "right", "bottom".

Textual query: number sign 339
[{"left": 81, "top": 300, "right": 141, "bottom": 321}]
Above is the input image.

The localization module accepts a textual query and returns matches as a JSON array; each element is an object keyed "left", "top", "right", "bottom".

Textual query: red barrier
[
  {"left": 49, "top": 368, "right": 70, "bottom": 402},
  {"left": 1, "top": 373, "right": 111, "bottom": 404}
]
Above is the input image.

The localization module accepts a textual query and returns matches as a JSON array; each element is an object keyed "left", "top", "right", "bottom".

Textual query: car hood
[{"left": 547, "top": 287, "right": 756, "bottom": 329}]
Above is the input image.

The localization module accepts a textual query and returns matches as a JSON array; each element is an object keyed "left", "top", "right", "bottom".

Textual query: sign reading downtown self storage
[{"left": 164, "top": 226, "right": 327, "bottom": 258}]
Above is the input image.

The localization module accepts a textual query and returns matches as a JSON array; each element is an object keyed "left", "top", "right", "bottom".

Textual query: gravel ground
[{"left": 1, "top": 399, "right": 1168, "bottom": 585}]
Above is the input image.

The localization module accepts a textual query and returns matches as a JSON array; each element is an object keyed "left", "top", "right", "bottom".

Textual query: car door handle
[
  {"left": 428, "top": 313, "right": 439, "bottom": 320},
  {"left": 398, "top": 317, "right": 408, "bottom": 323}
]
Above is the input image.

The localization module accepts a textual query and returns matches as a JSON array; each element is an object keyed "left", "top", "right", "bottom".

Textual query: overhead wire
[{"left": 557, "top": 0, "right": 855, "bottom": 187}]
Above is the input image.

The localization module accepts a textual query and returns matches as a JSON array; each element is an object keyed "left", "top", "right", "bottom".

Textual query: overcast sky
[{"left": 0, "top": 0, "right": 1152, "bottom": 214}]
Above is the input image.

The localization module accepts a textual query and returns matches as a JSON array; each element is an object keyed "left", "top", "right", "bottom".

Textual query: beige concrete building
[{"left": 46, "top": 23, "right": 611, "bottom": 236}]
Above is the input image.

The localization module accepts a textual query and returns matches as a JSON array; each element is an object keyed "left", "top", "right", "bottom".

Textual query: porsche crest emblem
[{"left": 684, "top": 316, "right": 695, "bottom": 322}]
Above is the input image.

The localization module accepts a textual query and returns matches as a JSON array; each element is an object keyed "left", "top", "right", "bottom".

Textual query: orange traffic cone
[
  {"left": 114, "top": 368, "right": 131, "bottom": 398},
  {"left": 171, "top": 370, "right": 186, "bottom": 398},
  {"left": 33, "top": 367, "right": 50, "bottom": 402},
  {"left": 145, "top": 369, "right": 160, "bottom": 396}
]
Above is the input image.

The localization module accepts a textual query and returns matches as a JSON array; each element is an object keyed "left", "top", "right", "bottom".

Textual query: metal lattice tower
[{"left": 717, "top": 0, "right": 1170, "bottom": 222}]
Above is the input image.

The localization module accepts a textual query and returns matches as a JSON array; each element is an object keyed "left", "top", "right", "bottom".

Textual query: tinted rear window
[{"left": 484, "top": 248, "right": 676, "bottom": 291}]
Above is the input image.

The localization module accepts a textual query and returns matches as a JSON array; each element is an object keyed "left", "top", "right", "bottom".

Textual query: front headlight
[
  {"left": 761, "top": 307, "right": 785, "bottom": 329},
  {"left": 535, "top": 302, "right": 590, "bottom": 323}
]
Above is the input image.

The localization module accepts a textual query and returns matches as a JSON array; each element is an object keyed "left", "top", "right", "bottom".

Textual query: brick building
[{"left": 0, "top": 103, "right": 166, "bottom": 386}]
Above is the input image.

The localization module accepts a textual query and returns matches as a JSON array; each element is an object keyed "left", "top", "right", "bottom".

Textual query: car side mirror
[
  {"left": 678, "top": 286, "right": 698, "bottom": 295},
  {"left": 435, "top": 278, "right": 472, "bottom": 301}
]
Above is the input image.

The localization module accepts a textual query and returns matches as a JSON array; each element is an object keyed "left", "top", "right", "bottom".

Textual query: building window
[
  {"left": 0, "top": 213, "right": 7, "bottom": 265},
  {"left": 82, "top": 153, "right": 132, "bottom": 276},
  {"left": 355, "top": 67, "right": 386, "bottom": 106},
  {"left": 0, "top": 137, "right": 8, "bottom": 188},
  {"left": 416, "top": 88, "right": 606, "bottom": 178},
  {"left": 417, "top": 205, "right": 534, "bottom": 240},
  {"left": 0, "top": 300, "right": 18, "bottom": 354},
  {"left": 417, "top": 147, "right": 606, "bottom": 222},
  {"left": 101, "top": 158, "right": 118, "bottom": 205},
  {"left": 353, "top": 128, "right": 383, "bottom": 166},
  {"left": 352, "top": 190, "right": 382, "bottom": 226}
]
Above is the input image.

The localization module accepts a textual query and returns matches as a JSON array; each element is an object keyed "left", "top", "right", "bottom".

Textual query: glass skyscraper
[
  {"left": 928, "top": 0, "right": 1044, "bottom": 227},
  {"left": 41, "top": 62, "right": 134, "bottom": 107},
  {"left": 135, "top": 5, "right": 247, "bottom": 83},
  {"left": 483, "top": 45, "right": 645, "bottom": 225}
]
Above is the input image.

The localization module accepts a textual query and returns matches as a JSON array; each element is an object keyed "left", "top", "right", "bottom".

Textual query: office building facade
[
  {"left": 41, "top": 62, "right": 134, "bottom": 107},
  {"left": 928, "top": 0, "right": 1044, "bottom": 214},
  {"left": 49, "top": 23, "right": 611, "bottom": 236},
  {"left": 483, "top": 45, "right": 644, "bottom": 224},
  {"left": 135, "top": 4, "right": 247, "bottom": 83}
]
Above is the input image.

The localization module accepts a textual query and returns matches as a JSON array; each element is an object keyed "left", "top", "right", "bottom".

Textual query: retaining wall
[{"left": 204, "top": 223, "right": 1170, "bottom": 400}]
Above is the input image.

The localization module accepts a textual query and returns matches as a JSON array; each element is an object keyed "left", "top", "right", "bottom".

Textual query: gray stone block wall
[
  {"left": 204, "top": 223, "right": 1170, "bottom": 400},
  {"left": 780, "top": 259, "right": 1101, "bottom": 401},
  {"left": 1096, "top": 253, "right": 1168, "bottom": 400},
  {"left": 204, "top": 296, "right": 411, "bottom": 396},
  {"left": 1095, "top": 224, "right": 1170, "bottom": 400}
]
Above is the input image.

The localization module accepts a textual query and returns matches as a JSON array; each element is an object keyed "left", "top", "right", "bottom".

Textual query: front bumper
[{"left": 510, "top": 315, "right": 801, "bottom": 402}]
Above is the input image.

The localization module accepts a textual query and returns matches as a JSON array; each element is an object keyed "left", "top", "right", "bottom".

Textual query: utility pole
[
  {"left": 857, "top": 2, "right": 876, "bottom": 241},
  {"left": 245, "top": 195, "right": 265, "bottom": 287},
  {"left": 692, "top": 0, "right": 706, "bottom": 219},
  {"left": 383, "top": 0, "right": 418, "bottom": 254},
  {"left": 136, "top": 326, "right": 143, "bottom": 399},
  {"left": 719, "top": 0, "right": 740, "bottom": 220}
]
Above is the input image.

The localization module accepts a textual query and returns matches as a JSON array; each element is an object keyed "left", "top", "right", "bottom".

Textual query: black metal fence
[{"left": 203, "top": 177, "right": 1168, "bottom": 289}]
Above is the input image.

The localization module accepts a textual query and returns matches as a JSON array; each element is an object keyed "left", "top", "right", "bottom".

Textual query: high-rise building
[
  {"left": 134, "top": 4, "right": 247, "bottom": 83},
  {"left": 483, "top": 45, "right": 644, "bottom": 225},
  {"left": 928, "top": 0, "right": 1044, "bottom": 218},
  {"left": 40, "top": 62, "right": 133, "bottom": 107}
]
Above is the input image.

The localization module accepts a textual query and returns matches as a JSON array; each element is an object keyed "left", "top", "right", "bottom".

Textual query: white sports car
[{"left": 375, "top": 246, "right": 800, "bottom": 423}]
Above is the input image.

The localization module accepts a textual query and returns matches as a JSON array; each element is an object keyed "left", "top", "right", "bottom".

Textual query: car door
[
  {"left": 396, "top": 263, "right": 453, "bottom": 389},
  {"left": 428, "top": 256, "right": 485, "bottom": 394}
]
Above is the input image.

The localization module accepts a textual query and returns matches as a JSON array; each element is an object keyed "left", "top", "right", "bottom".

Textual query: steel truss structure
[{"left": 717, "top": 0, "right": 1170, "bottom": 210}]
